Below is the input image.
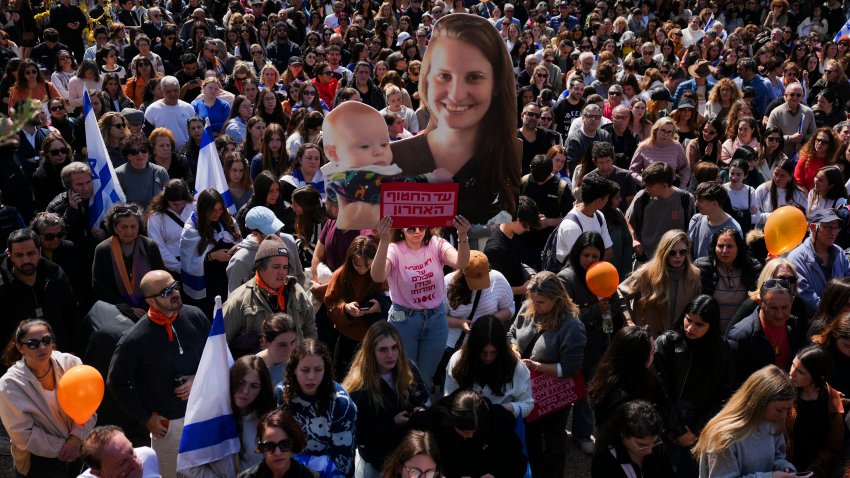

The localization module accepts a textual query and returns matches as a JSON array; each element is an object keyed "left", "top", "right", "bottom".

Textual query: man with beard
[
  {"left": 107, "top": 270, "right": 209, "bottom": 478},
  {"left": 266, "top": 21, "right": 302, "bottom": 74},
  {"left": 0, "top": 229, "right": 79, "bottom": 353},
  {"left": 517, "top": 103, "right": 560, "bottom": 175}
]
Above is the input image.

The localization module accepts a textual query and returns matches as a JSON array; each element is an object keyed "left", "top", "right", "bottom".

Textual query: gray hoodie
[{"left": 226, "top": 233, "right": 304, "bottom": 294}]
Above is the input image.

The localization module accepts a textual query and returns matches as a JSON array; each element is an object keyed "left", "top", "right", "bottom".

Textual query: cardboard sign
[
  {"left": 380, "top": 182, "right": 459, "bottom": 228},
  {"left": 525, "top": 371, "right": 587, "bottom": 422}
]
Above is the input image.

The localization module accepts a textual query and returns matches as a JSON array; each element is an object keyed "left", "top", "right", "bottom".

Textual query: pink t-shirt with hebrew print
[{"left": 387, "top": 236, "right": 452, "bottom": 310}]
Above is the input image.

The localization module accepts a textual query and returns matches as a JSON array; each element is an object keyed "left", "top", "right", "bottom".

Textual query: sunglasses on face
[
  {"left": 42, "top": 231, "right": 66, "bottom": 240},
  {"left": 776, "top": 275, "right": 797, "bottom": 284},
  {"left": 125, "top": 147, "right": 149, "bottom": 155},
  {"left": 257, "top": 439, "right": 293, "bottom": 454},
  {"left": 48, "top": 147, "right": 69, "bottom": 156},
  {"left": 540, "top": 115, "right": 553, "bottom": 121},
  {"left": 50, "top": 105, "right": 65, "bottom": 112},
  {"left": 20, "top": 335, "right": 55, "bottom": 349},
  {"left": 669, "top": 248, "right": 688, "bottom": 257},
  {"left": 145, "top": 280, "right": 181, "bottom": 299},
  {"left": 405, "top": 227, "right": 425, "bottom": 233},
  {"left": 112, "top": 123, "right": 126, "bottom": 129}
]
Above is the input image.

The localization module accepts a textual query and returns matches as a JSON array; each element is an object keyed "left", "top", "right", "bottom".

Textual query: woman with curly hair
[
  {"left": 342, "top": 321, "right": 428, "bottom": 477},
  {"left": 280, "top": 339, "right": 357, "bottom": 478},
  {"left": 704, "top": 78, "right": 742, "bottom": 125},
  {"left": 618, "top": 229, "right": 701, "bottom": 337},
  {"left": 806, "top": 165, "right": 847, "bottom": 218},
  {"left": 720, "top": 116, "right": 761, "bottom": 164},
  {"left": 7, "top": 59, "right": 62, "bottom": 114},
  {"left": 795, "top": 127, "right": 841, "bottom": 191},
  {"left": 508, "top": 271, "right": 586, "bottom": 477}
]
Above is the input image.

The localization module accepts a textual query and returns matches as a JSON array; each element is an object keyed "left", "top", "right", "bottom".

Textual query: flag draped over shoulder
[
  {"left": 84, "top": 89, "right": 126, "bottom": 229},
  {"left": 177, "top": 296, "right": 239, "bottom": 473},
  {"left": 195, "top": 120, "right": 237, "bottom": 214}
]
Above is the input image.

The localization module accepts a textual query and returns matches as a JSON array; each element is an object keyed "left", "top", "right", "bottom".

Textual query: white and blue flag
[
  {"left": 177, "top": 296, "right": 239, "bottom": 473},
  {"left": 195, "top": 120, "right": 236, "bottom": 214},
  {"left": 84, "top": 89, "right": 125, "bottom": 229},
  {"left": 835, "top": 15, "right": 850, "bottom": 42},
  {"left": 704, "top": 13, "right": 715, "bottom": 32}
]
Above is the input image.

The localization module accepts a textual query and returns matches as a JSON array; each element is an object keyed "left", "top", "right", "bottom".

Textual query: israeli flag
[
  {"left": 84, "top": 90, "right": 126, "bottom": 229},
  {"left": 836, "top": 15, "right": 850, "bottom": 42},
  {"left": 195, "top": 119, "right": 237, "bottom": 214},
  {"left": 704, "top": 13, "right": 715, "bottom": 32},
  {"left": 177, "top": 296, "right": 240, "bottom": 473}
]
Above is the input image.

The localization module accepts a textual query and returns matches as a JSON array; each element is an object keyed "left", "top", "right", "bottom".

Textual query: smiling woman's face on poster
[{"left": 322, "top": 13, "right": 520, "bottom": 230}]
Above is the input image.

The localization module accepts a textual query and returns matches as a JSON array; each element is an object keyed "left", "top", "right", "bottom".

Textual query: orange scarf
[
  {"left": 148, "top": 305, "right": 178, "bottom": 342},
  {"left": 111, "top": 236, "right": 135, "bottom": 295},
  {"left": 255, "top": 271, "right": 286, "bottom": 311}
]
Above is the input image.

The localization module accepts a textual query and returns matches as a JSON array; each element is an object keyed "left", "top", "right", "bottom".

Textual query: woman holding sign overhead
[
  {"left": 387, "top": 13, "right": 521, "bottom": 225},
  {"left": 371, "top": 215, "right": 471, "bottom": 392}
]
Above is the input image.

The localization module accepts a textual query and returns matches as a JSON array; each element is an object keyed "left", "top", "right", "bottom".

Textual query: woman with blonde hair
[
  {"left": 693, "top": 365, "right": 798, "bottom": 477},
  {"left": 342, "top": 321, "right": 429, "bottom": 478},
  {"left": 618, "top": 229, "right": 701, "bottom": 337},
  {"left": 508, "top": 271, "right": 586, "bottom": 478},
  {"left": 808, "top": 59, "right": 850, "bottom": 109},
  {"left": 629, "top": 117, "right": 691, "bottom": 188},
  {"left": 98, "top": 111, "right": 130, "bottom": 167}
]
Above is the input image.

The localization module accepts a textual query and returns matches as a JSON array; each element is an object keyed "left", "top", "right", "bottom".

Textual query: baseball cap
[
  {"left": 463, "top": 251, "right": 491, "bottom": 291},
  {"left": 246, "top": 206, "right": 284, "bottom": 235}
]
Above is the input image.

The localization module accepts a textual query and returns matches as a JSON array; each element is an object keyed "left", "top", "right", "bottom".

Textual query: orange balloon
[
  {"left": 57, "top": 365, "right": 104, "bottom": 425},
  {"left": 764, "top": 206, "right": 808, "bottom": 256},
  {"left": 586, "top": 261, "right": 619, "bottom": 298}
]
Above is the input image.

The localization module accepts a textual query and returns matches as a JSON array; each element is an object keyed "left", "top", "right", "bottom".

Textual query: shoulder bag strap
[
  {"left": 453, "top": 290, "right": 482, "bottom": 348},
  {"left": 521, "top": 327, "right": 546, "bottom": 359},
  {"left": 164, "top": 210, "right": 185, "bottom": 228}
]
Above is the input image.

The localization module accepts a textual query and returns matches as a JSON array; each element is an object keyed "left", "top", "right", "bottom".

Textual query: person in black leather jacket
[{"left": 654, "top": 295, "right": 735, "bottom": 475}]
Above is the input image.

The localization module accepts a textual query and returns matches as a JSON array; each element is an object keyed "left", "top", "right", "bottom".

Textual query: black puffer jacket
[{"left": 693, "top": 255, "right": 763, "bottom": 296}]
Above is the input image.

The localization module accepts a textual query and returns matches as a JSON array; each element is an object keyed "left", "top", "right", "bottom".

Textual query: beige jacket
[
  {"left": 223, "top": 276, "right": 317, "bottom": 343},
  {"left": 0, "top": 351, "right": 96, "bottom": 475}
]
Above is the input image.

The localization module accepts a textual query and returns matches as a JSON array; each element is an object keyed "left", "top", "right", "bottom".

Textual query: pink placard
[
  {"left": 525, "top": 371, "right": 587, "bottom": 422},
  {"left": 380, "top": 182, "right": 460, "bottom": 228}
]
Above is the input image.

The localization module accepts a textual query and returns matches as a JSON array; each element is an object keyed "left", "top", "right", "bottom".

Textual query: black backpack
[{"left": 540, "top": 211, "right": 603, "bottom": 273}]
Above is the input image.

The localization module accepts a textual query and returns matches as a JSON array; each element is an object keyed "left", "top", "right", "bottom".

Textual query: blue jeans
[{"left": 388, "top": 302, "right": 448, "bottom": 391}]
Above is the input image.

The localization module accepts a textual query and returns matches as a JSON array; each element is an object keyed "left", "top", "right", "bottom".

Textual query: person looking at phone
[{"left": 342, "top": 321, "right": 429, "bottom": 477}]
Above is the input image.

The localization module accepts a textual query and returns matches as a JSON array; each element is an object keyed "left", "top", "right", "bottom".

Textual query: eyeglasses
[
  {"left": 815, "top": 138, "right": 830, "bottom": 144},
  {"left": 145, "top": 281, "right": 181, "bottom": 299},
  {"left": 137, "top": 61, "right": 151, "bottom": 66},
  {"left": 112, "top": 123, "right": 126, "bottom": 129},
  {"left": 24, "top": 69, "right": 38, "bottom": 75},
  {"left": 125, "top": 147, "right": 149, "bottom": 155},
  {"left": 766, "top": 136, "right": 781, "bottom": 142},
  {"left": 252, "top": 50, "right": 264, "bottom": 55},
  {"left": 776, "top": 275, "right": 798, "bottom": 284},
  {"left": 257, "top": 439, "right": 293, "bottom": 454},
  {"left": 635, "top": 438, "right": 664, "bottom": 452},
  {"left": 540, "top": 115, "right": 553, "bottom": 121},
  {"left": 524, "top": 111, "right": 541, "bottom": 117},
  {"left": 584, "top": 114, "right": 601, "bottom": 119},
  {"left": 786, "top": 92, "right": 802, "bottom": 98},
  {"left": 405, "top": 227, "right": 425, "bottom": 233},
  {"left": 535, "top": 73, "right": 548, "bottom": 78},
  {"left": 41, "top": 231, "right": 66, "bottom": 240},
  {"left": 608, "top": 91, "right": 623, "bottom": 96},
  {"left": 20, "top": 335, "right": 55, "bottom": 349},
  {"left": 660, "top": 70, "right": 670, "bottom": 75},
  {"left": 658, "top": 129, "right": 675, "bottom": 136},
  {"left": 48, "top": 147, "right": 69, "bottom": 156},
  {"left": 59, "top": 56, "right": 71, "bottom": 60},
  {"left": 50, "top": 105, "right": 65, "bottom": 112},
  {"left": 321, "top": 70, "right": 333, "bottom": 75},
  {"left": 403, "top": 467, "right": 441, "bottom": 478},
  {"left": 669, "top": 248, "right": 689, "bottom": 257}
]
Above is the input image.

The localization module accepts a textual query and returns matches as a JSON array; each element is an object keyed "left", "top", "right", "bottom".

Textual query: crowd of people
[{"left": 5, "top": 0, "right": 850, "bottom": 477}]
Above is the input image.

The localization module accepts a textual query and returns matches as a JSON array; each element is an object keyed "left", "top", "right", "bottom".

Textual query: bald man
[{"left": 107, "top": 270, "right": 210, "bottom": 478}]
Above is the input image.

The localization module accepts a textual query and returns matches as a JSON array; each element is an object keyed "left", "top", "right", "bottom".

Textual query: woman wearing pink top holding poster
[{"left": 371, "top": 215, "right": 471, "bottom": 391}]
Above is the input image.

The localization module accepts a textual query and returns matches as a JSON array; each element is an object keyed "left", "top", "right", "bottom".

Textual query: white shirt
[
  {"left": 144, "top": 100, "right": 196, "bottom": 148},
  {"left": 555, "top": 208, "right": 613, "bottom": 262},
  {"left": 443, "top": 269, "right": 515, "bottom": 348},
  {"left": 147, "top": 204, "right": 196, "bottom": 272}
]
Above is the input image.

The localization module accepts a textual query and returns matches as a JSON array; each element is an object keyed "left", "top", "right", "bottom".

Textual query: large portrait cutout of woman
[{"left": 322, "top": 13, "right": 521, "bottom": 230}]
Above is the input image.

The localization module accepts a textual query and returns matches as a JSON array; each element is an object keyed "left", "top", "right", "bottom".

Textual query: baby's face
[{"left": 332, "top": 113, "right": 393, "bottom": 168}]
